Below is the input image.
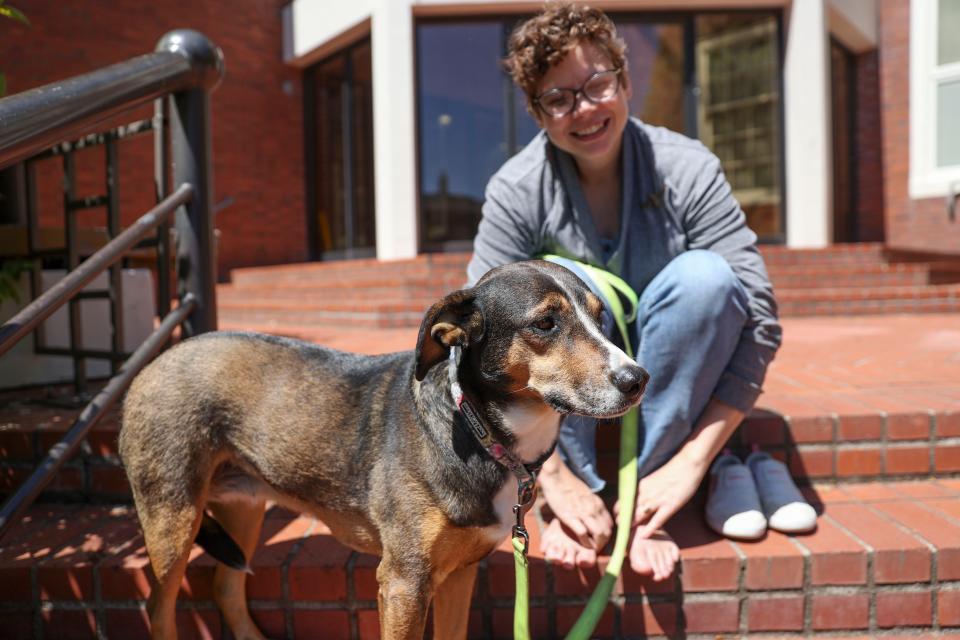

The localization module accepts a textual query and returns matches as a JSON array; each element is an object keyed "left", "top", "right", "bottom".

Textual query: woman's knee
[{"left": 644, "top": 250, "right": 747, "bottom": 317}]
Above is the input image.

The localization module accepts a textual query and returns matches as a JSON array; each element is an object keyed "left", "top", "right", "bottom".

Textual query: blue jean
[{"left": 548, "top": 251, "right": 750, "bottom": 492}]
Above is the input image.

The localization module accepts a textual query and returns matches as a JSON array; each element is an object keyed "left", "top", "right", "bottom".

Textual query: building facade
[{"left": 1, "top": 0, "right": 957, "bottom": 275}]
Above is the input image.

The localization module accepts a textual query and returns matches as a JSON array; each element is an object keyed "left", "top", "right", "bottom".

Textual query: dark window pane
[
  {"left": 417, "top": 22, "right": 507, "bottom": 252},
  {"left": 314, "top": 55, "right": 346, "bottom": 256},
  {"left": 350, "top": 41, "right": 376, "bottom": 252}
]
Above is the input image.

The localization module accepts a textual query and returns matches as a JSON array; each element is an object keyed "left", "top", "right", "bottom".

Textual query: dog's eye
[{"left": 531, "top": 316, "right": 556, "bottom": 333}]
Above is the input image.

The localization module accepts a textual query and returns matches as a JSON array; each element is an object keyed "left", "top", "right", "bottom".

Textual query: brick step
[
  {"left": 768, "top": 260, "right": 960, "bottom": 289},
  {"left": 776, "top": 283, "right": 960, "bottom": 316},
  {"left": 216, "top": 285, "right": 960, "bottom": 326},
  {"left": 759, "top": 242, "right": 888, "bottom": 266},
  {"left": 229, "top": 255, "right": 470, "bottom": 288},
  {"left": 217, "top": 281, "right": 454, "bottom": 303},
  {"left": 3, "top": 480, "right": 960, "bottom": 638},
  {"left": 3, "top": 391, "right": 957, "bottom": 506},
  {"left": 217, "top": 302, "right": 429, "bottom": 330}
]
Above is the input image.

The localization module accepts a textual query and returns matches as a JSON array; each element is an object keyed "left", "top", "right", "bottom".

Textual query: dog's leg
[
  {"left": 377, "top": 554, "right": 432, "bottom": 640},
  {"left": 208, "top": 499, "right": 267, "bottom": 640},
  {"left": 141, "top": 503, "right": 205, "bottom": 640},
  {"left": 431, "top": 562, "right": 479, "bottom": 640}
]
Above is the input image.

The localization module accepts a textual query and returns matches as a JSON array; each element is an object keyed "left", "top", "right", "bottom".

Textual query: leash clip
[{"left": 512, "top": 504, "right": 530, "bottom": 554}]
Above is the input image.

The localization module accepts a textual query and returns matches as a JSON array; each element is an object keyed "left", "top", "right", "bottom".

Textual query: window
[
  {"left": 910, "top": 0, "right": 960, "bottom": 198},
  {"left": 305, "top": 39, "right": 376, "bottom": 260},
  {"left": 415, "top": 11, "right": 783, "bottom": 251},
  {"left": 696, "top": 14, "right": 783, "bottom": 241}
]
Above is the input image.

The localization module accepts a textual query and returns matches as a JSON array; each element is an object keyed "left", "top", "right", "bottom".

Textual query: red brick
[
  {"left": 811, "top": 593, "right": 869, "bottom": 630},
  {"left": 621, "top": 602, "right": 677, "bottom": 637},
  {"left": 40, "top": 609, "right": 98, "bottom": 639},
  {"left": 357, "top": 609, "right": 380, "bottom": 639},
  {"left": 38, "top": 565, "right": 94, "bottom": 601},
  {"left": 665, "top": 509, "right": 741, "bottom": 592},
  {"left": 288, "top": 526, "right": 351, "bottom": 602},
  {"left": 555, "top": 605, "right": 614, "bottom": 637},
  {"left": 746, "top": 594, "right": 805, "bottom": 632},
  {"left": 105, "top": 610, "right": 151, "bottom": 638},
  {"left": 491, "top": 607, "right": 550, "bottom": 639},
  {"left": 935, "top": 445, "right": 960, "bottom": 472},
  {"left": 789, "top": 448, "right": 834, "bottom": 479},
  {"left": 788, "top": 416, "right": 834, "bottom": 443},
  {"left": 795, "top": 516, "right": 868, "bottom": 586},
  {"left": 682, "top": 597, "right": 740, "bottom": 634},
  {"left": 175, "top": 609, "right": 220, "bottom": 640},
  {"left": 0, "top": 612, "right": 34, "bottom": 639},
  {"left": 836, "top": 447, "right": 883, "bottom": 477},
  {"left": 887, "top": 413, "right": 931, "bottom": 440},
  {"left": 293, "top": 611, "right": 350, "bottom": 640},
  {"left": 826, "top": 503, "right": 930, "bottom": 584},
  {"left": 885, "top": 445, "right": 932, "bottom": 475},
  {"left": 837, "top": 414, "right": 883, "bottom": 441},
  {"left": 876, "top": 589, "right": 931, "bottom": 628},
  {"left": 941, "top": 589, "right": 960, "bottom": 627},
  {"left": 736, "top": 533, "right": 805, "bottom": 590},
  {"left": 938, "top": 411, "right": 960, "bottom": 438},
  {"left": 868, "top": 499, "right": 960, "bottom": 580}
]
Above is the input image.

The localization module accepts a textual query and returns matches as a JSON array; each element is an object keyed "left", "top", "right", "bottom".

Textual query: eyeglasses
[{"left": 534, "top": 68, "right": 622, "bottom": 118}]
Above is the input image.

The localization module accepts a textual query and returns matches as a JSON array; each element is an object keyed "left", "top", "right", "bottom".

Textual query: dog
[{"left": 119, "top": 259, "right": 648, "bottom": 640}]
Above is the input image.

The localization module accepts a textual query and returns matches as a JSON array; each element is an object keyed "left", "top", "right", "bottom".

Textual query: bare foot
[
  {"left": 628, "top": 529, "right": 679, "bottom": 581},
  {"left": 540, "top": 517, "right": 599, "bottom": 569},
  {"left": 538, "top": 451, "right": 613, "bottom": 550}
]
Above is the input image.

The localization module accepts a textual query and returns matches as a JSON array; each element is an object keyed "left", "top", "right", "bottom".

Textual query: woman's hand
[
  {"left": 538, "top": 450, "right": 613, "bottom": 551},
  {"left": 629, "top": 449, "right": 709, "bottom": 538}
]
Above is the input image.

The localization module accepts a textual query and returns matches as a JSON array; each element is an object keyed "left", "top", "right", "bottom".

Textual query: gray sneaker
[
  {"left": 746, "top": 450, "right": 817, "bottom": 534},
  {"left": 705, "top": 451, "right": 767, "bottom": 540}
]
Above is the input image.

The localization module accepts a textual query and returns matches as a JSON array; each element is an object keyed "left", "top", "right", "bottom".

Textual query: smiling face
[{"left": 535, "top": 40, "right": 632, "bottom": 175}]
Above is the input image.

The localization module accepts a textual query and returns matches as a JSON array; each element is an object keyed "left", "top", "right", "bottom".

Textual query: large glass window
[
  {"left": 306, "top": 39, "right": 376, "bottom": 260},
  {"left": 415, "top": 11, "right": 783, "bottom": 252},
  {"left": 695, "top": 13, "right": 782, "bottom": 241},
  {"left": 910, "top": 0, "right": 960, "bottom": 197}
]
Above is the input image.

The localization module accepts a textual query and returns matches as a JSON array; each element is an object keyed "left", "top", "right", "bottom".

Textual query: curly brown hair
[{"left": 505, "top": 2, "right": 627, "bottom": 118}]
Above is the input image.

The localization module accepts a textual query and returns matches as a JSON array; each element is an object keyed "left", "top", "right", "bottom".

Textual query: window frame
[{"left": 909, "top": 0, "right": 960, "bottom": 199}]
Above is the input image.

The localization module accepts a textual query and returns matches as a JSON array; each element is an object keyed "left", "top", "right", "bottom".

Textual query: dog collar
[{"left": 448, "top": 347, "right": 539, "bottom": 549}]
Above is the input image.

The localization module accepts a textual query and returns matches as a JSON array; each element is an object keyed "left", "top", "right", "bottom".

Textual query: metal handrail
[
  {"left": 0, "top": 183, "right": 193, "bottom": 358},
  {"left": 0, "top": 30, "right": 224, "bottom": 541},
  {"left": 0, "top": 31, "right": 223, "bottom": 169}
]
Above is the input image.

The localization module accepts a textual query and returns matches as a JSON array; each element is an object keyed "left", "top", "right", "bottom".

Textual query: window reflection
[{"left": 418, "top": 22, "right": 509, "bottom": 252}]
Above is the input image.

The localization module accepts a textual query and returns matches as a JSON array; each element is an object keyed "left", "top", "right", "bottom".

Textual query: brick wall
[
  {"left": 879, "top": 0, "right": 960, "bottom": 254},
  {"left": 0, "top": 0, "right": 308, "bottom": 277}
]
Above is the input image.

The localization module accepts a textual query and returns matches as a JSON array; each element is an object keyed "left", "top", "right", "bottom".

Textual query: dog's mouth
[{"left": 543, "top": 390, "right": 643, "bottom": 418}]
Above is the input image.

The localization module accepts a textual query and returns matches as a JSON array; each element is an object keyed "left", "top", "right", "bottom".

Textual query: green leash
[{"left": 513, "top": 257, "right": 640, "bottom": 640}]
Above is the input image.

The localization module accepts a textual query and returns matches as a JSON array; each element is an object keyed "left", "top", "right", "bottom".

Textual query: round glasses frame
[{"left": 534, "top": 68, "right": 623, "bottom": 118}]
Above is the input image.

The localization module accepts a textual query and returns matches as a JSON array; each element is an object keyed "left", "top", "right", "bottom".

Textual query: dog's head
[{"left": 415, "top": 260, "right": 647, "bottom": 418}]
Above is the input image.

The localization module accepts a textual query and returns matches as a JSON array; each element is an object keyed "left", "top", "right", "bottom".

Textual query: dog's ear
[{"left": 414, "top": 289, "right": 483, "bottom": 381}]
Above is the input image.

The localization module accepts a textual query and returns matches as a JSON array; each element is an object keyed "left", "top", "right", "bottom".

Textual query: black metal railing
[{"left": 0, "top": 29, "right": 224, "bottom": 539}]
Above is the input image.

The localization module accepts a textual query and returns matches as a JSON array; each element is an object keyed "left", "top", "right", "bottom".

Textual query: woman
[{"left": 467, "top": 2, "right": 782, "bottom": 580}]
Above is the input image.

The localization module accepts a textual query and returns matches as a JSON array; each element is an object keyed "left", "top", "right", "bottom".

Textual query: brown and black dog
[{"left": 119, "top": 260, "right": 648, "bottom": 639}]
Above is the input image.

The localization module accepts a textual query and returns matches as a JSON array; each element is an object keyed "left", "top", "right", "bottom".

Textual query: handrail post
[{"left": 157, "top": 30, "right": 224, "bottom": 336}]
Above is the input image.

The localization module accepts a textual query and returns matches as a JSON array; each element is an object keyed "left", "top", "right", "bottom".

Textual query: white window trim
[{"left": 909, "top": 0, "right": 960, "bottom": 199}]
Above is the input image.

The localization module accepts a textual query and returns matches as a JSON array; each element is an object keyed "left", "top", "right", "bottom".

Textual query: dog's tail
[{"left": 195, "top": 512, "right": 253, "bottom": 574}]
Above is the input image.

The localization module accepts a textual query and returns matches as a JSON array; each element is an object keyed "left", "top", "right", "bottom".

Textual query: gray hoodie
[{"left": 467, "top": 118, "right": 782, "bottom": 413}]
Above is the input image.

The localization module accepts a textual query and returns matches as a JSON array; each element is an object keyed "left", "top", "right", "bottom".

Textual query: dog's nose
[{"left": 609, "top": 364, "right": 649, "bottom": 399}]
